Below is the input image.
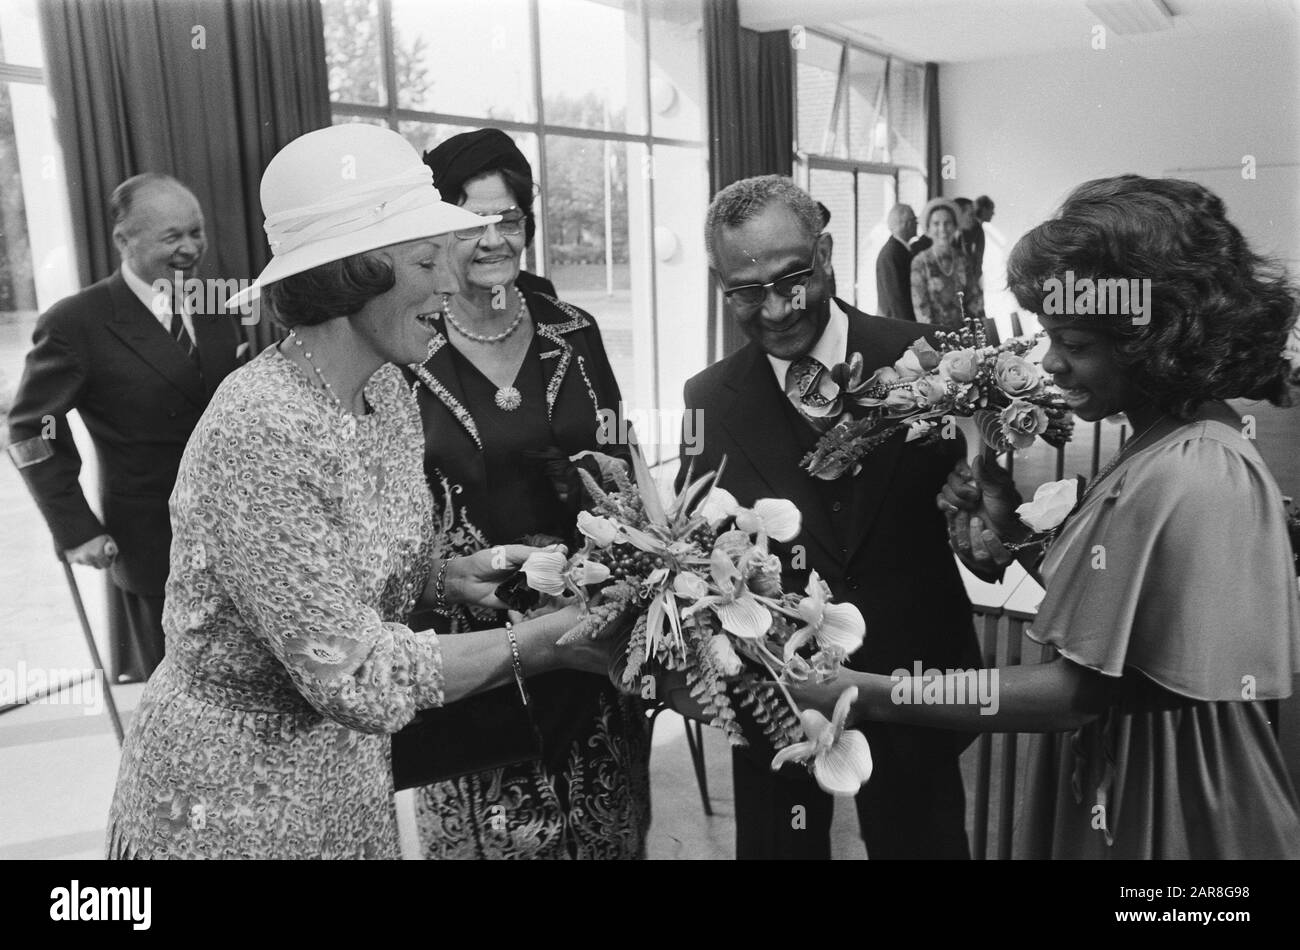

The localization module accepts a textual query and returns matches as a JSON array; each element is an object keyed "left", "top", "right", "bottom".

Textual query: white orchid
[
  {"left": 576, "top": 510, "right": 620, "bottom": 547},
  {"left": 733, "top": 498, "right": 801, "bottom": 544},
  {"left": 695, "top": 486, "right": 741, "bottom": 527},
  {"left": 770, "top": 686, "right": 873, "bottom": 795},
  {"left": 521, "top": 550, "right": 610, "bottom": 597},
  {"left": 783, "top": 570, "right": 865, "bottom": 661},
  {"left": 685, "top": 547, "right": 772, "bottom": 639}
]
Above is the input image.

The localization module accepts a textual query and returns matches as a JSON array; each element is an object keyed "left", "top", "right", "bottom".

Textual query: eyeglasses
[
  {"left": 722, "top": 245, "right": 819, "bottom": 307},
  {"left": 453, "top": 208, "right": 527, "bottom": 241}
]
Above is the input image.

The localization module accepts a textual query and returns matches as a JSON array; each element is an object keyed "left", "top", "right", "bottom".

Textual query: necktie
[
  {"left": 169, "top": 309, "right": 198, "bottom": 365},
  {"left": 787, "top": 355, "right": 836, "bottom": 433}
]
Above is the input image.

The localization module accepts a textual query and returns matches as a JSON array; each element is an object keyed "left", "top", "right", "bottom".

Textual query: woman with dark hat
[{"left": 398, "top": 127, "right": 651, "bottom": 859}]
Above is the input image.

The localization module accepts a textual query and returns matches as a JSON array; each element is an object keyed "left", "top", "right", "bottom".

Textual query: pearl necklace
[
  {"left": 444, "top": 289, "right": 528, "bottom": 344},
  {"left": 933, "top": 248, "right": 956, "bottom": 278},
  {"left": 284, "top": 332, "right": 345, "bottom": 410},
  {"left": 443, "top": 289, "right": 529, "bottom": 411}
]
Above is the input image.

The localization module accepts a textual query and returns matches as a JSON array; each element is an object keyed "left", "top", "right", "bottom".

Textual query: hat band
[{"left": 265, "top": 173, "right": 435, "bottom": 257}]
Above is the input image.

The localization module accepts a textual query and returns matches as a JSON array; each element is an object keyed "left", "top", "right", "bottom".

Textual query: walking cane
[{"left": 59, "top": 556, "right": 125, "bottom": 745}]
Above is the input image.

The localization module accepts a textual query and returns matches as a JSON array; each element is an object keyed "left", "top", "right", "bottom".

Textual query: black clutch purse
[{"left": 391, "top": 682, "right": 544, "bottom": 791}]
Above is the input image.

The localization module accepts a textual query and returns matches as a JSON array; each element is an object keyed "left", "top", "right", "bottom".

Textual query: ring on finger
[{"left": 490, "top": 546, "right": 509, "bottom": 570}]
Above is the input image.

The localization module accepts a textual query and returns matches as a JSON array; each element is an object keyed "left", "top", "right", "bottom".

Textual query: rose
[
  {"left": 911, "top": 376, "right": 948, "bottom": 408},
  {"left": 1016, "top": 477, "right": 1080, "bottom": 532},
  {"left": 893, "top": 339, "right": 941, "bottom": 380},
  {"left": 939, "top": 348, "right": 980, "bottom": 384},
  {"left": 994, "top": 352, "right": 1041, "bottom": 397},
  {"left": 999, "top": 399, "right": 1048, "bottom": 449},
  {"left": 883, "top": 386, "right": 919, "bottom": 412}
]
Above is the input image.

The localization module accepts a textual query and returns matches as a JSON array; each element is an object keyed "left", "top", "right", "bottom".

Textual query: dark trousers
[
  {"left": 107, "top": 583, "right": 165, "bottom": 683},
  {"left": 732, "top": 722, "right": 971, "bottom": 860}
]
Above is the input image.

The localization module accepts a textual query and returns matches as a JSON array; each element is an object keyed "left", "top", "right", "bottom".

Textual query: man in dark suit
[
  {"left": 875, "top": 203, "right": 917, "bottom": 321},
  {"left": 682, "top": 175, "right": 980, "bottom": 859},
  {"left": 6, "top": 174, "right": 243, "bottom": 682}
]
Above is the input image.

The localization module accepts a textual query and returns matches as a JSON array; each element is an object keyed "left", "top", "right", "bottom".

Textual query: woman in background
[{"left": 911, "top": 197, "right": 983, "bottom": 328}]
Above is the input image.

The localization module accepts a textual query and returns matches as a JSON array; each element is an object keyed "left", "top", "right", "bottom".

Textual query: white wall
[{"left": 939, "top": 26, "right": 1300, "bottom": 335}]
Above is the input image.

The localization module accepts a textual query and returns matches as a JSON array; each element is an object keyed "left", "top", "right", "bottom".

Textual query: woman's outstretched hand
[
  {"left": 439, "top": 543, "right": 566, "bottom": 609},
  {"left": 512, "top": 602, "right": 615, "bottom": 676}
]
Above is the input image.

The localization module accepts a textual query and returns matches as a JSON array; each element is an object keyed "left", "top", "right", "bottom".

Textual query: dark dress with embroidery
[{"left": 400, "top": 291, "right": 651, "bottom": 859}]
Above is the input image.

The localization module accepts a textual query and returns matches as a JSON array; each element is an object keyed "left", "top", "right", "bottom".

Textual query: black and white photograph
[{"left": 1, "top": 0, "right": 1298, "bottom": 903}]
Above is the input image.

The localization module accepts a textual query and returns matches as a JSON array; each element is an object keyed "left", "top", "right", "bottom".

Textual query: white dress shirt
[{"left": 121, "top": 262, "right": 195, "bottom": 343}]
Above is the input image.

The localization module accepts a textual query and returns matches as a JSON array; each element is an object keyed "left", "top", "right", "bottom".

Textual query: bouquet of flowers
[
  {"left": 518, "top": 444, "right": 874, "bottom": 795},
  {"left": 801, "top": 303, "right": 1074, "bottom": 480}
]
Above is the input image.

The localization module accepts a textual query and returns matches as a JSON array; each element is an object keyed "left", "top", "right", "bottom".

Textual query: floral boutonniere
[
  {"left": 800, "top": 308, "right": 1074, "bottom": 481},
  {"left": 1002, "top": 474, "right": 1086, "bottom": 552}
]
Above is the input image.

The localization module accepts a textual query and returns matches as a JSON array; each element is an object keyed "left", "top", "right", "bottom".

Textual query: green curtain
[
  {"left": 704, "top": 0, "right": 794, "bottom": 359},
  {"left": 39, "top": 0, "right": 332, "bottom": 350}
]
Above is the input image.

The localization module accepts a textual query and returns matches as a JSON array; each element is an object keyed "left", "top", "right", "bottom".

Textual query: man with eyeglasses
[{"left": 677, "top": 175, "right": 980, "bottom": 860}]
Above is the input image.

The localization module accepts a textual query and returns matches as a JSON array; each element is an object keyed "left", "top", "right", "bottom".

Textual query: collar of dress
[{"left": 409, "top": 294, "right": 595, "bottom": 451}]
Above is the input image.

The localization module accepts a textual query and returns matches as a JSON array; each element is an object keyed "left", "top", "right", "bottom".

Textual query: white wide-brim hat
[{"left": 228, "top": 124, "right": 497, "bottom": 309}]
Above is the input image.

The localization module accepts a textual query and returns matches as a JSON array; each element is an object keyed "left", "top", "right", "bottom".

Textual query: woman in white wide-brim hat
[{"left": 106, "top": 125, "right": 610, "bottom": 859}]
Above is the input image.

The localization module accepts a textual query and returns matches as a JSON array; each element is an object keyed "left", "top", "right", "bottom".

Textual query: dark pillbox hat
[{"left": 421, "top": 128, "right": 533, "bottom": 203}]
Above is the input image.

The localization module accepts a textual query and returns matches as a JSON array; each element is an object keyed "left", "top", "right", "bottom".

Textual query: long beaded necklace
[
  {"left": 443, "top": 289, "right": 530, "bottom": 411},
  {"left": 288, "top": 330, "right": 347, "bottom": 410},
  {"left": 286, "top": 330, "right": 385, "bottom": 495}
]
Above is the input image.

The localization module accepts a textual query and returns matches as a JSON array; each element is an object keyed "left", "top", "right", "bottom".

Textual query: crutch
[{"left": 58, "top": 555, "right": 125, "bottom": 744}]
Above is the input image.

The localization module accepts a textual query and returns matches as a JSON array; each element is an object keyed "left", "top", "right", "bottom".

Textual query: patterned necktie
[
  {"left": 786, "top": 355, "right": 836, "bottom": 433},
  {"left": 169, "top": 309, "right": 198, "bottom": 365}
]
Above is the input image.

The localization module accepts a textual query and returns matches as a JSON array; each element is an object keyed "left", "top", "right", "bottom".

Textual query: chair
[{"left": 648, "top": 704, "right": 712, "bottom": 815}]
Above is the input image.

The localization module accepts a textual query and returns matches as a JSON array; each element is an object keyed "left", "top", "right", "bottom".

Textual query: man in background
[
  {"left": 875, "top": 203, "right": 917, "bottom": 321},
  {"left": 6, "top": 174, "right": 243, "bottom": 682},
  {"left": 955, "top": 196, "right": 986, "bottom": 281}
]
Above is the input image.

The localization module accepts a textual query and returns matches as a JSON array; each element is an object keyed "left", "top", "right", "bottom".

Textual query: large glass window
[
  {"left": 325, "top": 0, "right": 708, "bottom": 467},
  {"left": 796, "top": 31, "right": 928, "bottom": 313},
  {"left": 0, "top": 1, "right": 77, "bottom": 340}
]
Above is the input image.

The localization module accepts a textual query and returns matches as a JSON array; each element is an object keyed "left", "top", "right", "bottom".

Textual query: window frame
[
  {"left": 326, "top": 0, "right": 709, "bottom": 466},
  {"left": 794, "top": 28, "right": 927, "bottom": 309}
]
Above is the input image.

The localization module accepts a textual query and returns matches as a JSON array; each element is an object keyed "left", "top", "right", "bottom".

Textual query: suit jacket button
[
  {"left": 846, "top": 576, "right": 860, "bottom": 590},
  {"left": 831, "top": 501, "right": 843, "bottom": 512},
  {"left": 168, "top": 410, "right": 177, "bottom": 418}
]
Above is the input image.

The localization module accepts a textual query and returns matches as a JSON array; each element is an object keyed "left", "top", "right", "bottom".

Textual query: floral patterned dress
[
  {"left": 910, "top": 246, "right": 983, "bottom": 328},
  {"left": 106, "top": 347, "right": 443, "bottom": 859}
]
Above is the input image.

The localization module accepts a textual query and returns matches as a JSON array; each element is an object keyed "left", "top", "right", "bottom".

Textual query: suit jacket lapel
[
  {"left": 839, "top": 300, "right": 916, "bottom": 559},
  {"left": 718, "top": 344, "right": 839, "bottom": 564},
  {"left": 104, "top": 273, "right": 206, "bottom": 406}
]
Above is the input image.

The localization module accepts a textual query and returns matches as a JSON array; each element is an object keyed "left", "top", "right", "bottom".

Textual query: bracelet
[
  {"left": 505, "top": 621, "right": 531, "bottom": 709},
  {"left": 431, "top": 557, "right": 451, "bottom": 613}
]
